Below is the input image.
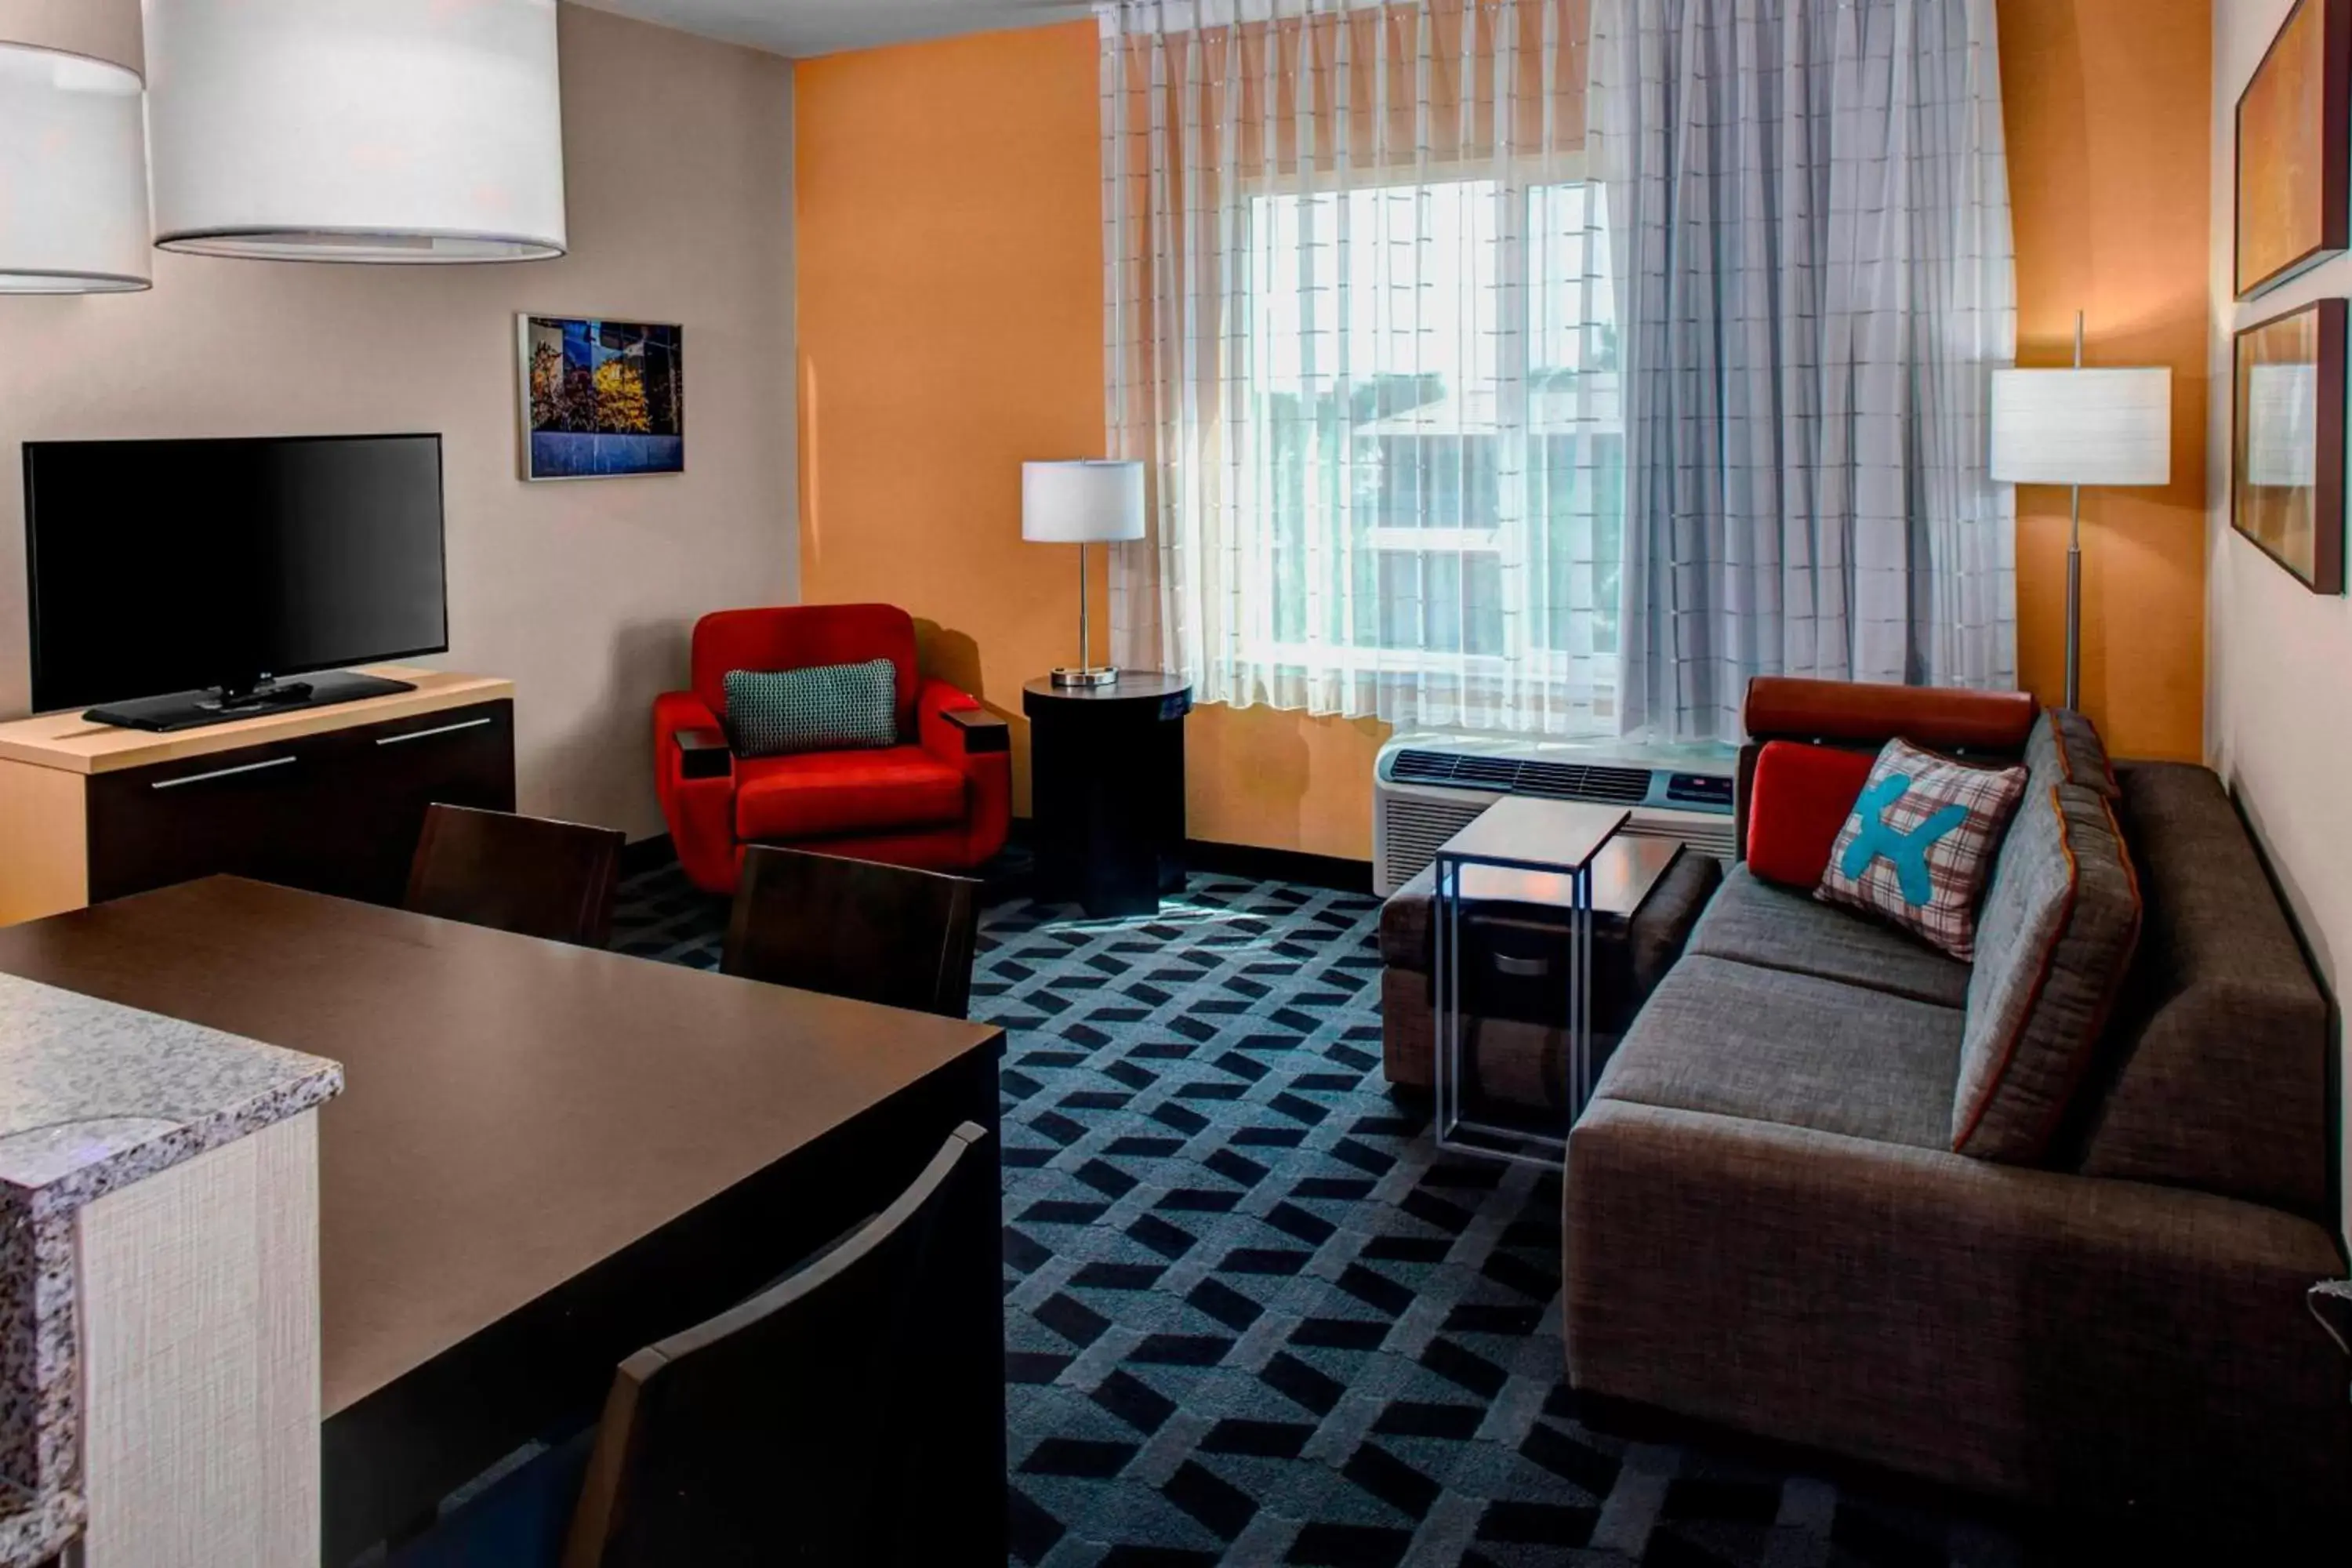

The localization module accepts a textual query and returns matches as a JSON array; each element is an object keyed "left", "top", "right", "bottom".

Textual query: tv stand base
[{"left": 85, "top": 671, "right": 419, "bottom": 733}]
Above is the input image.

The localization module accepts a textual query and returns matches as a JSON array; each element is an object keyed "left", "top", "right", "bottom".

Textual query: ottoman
[{"left": 1380, "top": 840, "right": 1721, "bottom": 1113}]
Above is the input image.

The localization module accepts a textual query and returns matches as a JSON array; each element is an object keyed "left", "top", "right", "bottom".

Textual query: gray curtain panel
[{"left": 1591, "top": 0, "right": 2018, "bottom": 742}]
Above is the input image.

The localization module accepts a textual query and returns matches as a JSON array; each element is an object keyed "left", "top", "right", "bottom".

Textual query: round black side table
[{"left": 1022, "top": 674, "right": 1193, "bottom": 918}]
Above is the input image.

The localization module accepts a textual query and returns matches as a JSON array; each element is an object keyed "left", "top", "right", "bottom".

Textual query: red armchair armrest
[
  {"left": 916, "top": 679, "right": 1012, "bottom": 866},
  {"left": 654, "top": 690, "right": 742, "bottom": 893}
]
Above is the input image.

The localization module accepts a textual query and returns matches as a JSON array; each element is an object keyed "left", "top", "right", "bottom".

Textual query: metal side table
[{"left": 1431, "top": 797, "right": 1630, "bottom": 1166}]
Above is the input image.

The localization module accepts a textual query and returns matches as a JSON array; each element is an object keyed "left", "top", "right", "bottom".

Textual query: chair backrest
[
  {"left": 405, "top": 804, "right": 627, "bottom": 948},
  {"left": 690, "top": 606, "right": 921, "bottom": 739},
  {"left": 720, "top": 847, "right": 979, "bottom": 1019},
  {"left": 561, "top": 1122, "right": 991, "bottom": 1568}
]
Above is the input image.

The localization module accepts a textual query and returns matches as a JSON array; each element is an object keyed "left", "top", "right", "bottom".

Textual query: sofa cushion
[
  {"left": 734, "top": 746, "right": 966, "bottom": 842},
  {"left": 1687, "top": 865, "right": 1972, "bottom": 1008},
  {"left": 1745, "top": 741, "right": 1875, "bottom": 888},
  {"left": 1595, "top": 955, "right": 1963, "bottom": 1149},
  {"left": 2065, "top": 763, "right": 2331, "bottom": 1215},
  {"left": 2024, "top": 708, "right": 2119, "bottom": 798},
  {"left": 1951, "top": 782, "right": 2141, "bottom": 1163},
  {"left": 725, "top": 660, "right": 898, "bottom": 758}
]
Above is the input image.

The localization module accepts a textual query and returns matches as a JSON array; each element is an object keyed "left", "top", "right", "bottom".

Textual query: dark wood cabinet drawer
[
  {"left": 88, "top": 740, "right": 318, "bottom": 906},
  {"left": 85, "top": 700, "right": 517, "bottom": 909},
  {"left": 312, "top": 703, "right": 518, "bottom": 905}
]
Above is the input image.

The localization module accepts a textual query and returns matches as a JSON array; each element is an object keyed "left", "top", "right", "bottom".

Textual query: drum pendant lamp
[
  {"left": 143, "top": 0, "right": 568, "bottom": 263},
  {"left": 0, "top": 42, "right": 151, "bottom": 293}
]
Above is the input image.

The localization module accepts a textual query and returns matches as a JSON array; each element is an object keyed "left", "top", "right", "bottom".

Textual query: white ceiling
[{"left": 570, "top": 0, "right": 1099, "bottom": 58}]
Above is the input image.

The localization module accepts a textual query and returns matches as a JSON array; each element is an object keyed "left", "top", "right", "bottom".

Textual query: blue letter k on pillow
[
  {"left": 1817, "top": 738, "right": 2028, "bottom": 961},
  {"left": 1838, "top": 773, "right": 1969, "bottom": 907}
]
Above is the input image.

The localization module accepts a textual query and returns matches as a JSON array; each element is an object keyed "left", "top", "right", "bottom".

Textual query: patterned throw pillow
[
  {"left": 724, "top": 660, "right": 898, "bottom": 757},
  {"left": 1816, "top": 738, "right": 2030, "bottom": 961}
]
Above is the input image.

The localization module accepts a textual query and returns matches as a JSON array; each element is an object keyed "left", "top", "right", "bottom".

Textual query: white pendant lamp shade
[
  {"left": 143, "top": 0, "right": 568, "bottom": 263},
  {"left": 0, "top": 44, "right": 150, "bottom": 293}
]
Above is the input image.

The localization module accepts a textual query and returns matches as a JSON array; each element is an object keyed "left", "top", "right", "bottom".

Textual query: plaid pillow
[{"left": 1816, "top": 738, "right": 2029, "bottom": 961}]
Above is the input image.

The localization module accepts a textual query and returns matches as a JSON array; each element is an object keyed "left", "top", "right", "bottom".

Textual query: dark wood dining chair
[
  {"left": 387, "top": 1123, "right": 995, "bottom": 1568},
  {"left": 560, "top": 1120, "right": 991, "bottom": 1568},
  {"left": 405, "top": 804, "right": 627, "bottom": 948},
  {"left": 720, "top": 846, "right": 980, "bottom": 1018}
]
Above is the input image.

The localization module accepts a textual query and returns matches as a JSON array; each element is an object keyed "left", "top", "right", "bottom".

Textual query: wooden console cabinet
[{"left": 0, "top": 668, "right": 515, "bottom": 926}]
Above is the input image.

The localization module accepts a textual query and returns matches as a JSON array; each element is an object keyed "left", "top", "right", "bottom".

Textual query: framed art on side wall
[
  {"left": 518, "top": 315, "right": 684, "bottom": 481},
  {"left": 2233, "top": 298, "right": 2346, "bottom": 595},
  {"left": 2236, "top": 0, "right": 2350, "bottom": 299}
]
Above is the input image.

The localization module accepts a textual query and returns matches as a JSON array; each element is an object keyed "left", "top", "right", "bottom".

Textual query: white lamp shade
[
  {"left": 1023, "top": 460, "right": 1146, "bottom": 544},
  {"left": 143, "top": 0, "right": 568, "bottom": 263},
  {"left": 1988, "top": 368, "right": 2172, "bottom": 486},
  {"left": 0, "top": 44, "right": 150, "bottom": 293}
]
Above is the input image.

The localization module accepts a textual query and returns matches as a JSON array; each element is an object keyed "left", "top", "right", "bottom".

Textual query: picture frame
[
  {"left": 2232, "top": 297, "right": 2346, "bottom": 596},
  {"left": 2235, "top": 0, "right": 2351, "bottom": 299},
  {"left": 517, "top": 315, "right": 685, "bottom": 481}
]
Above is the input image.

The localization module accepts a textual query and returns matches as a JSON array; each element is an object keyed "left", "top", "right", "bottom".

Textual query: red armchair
[{"left": 654, "top": 605, "right": 1012, "bottom": 895}]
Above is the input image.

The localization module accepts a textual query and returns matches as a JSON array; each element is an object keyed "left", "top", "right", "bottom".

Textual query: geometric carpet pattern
[{"left": 612, "top": 862, "right": 2034, "bottom": 1568}]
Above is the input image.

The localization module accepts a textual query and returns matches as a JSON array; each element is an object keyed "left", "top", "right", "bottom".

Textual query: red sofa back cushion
[
  {"left": 691, "top": 605, "right": 921, "bottom": 736},
  {"left": 1746, "top": 739, "right": 1875, "bottom": 889}
]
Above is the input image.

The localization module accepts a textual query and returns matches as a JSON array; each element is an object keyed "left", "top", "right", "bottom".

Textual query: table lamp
[
  {"left": 1023, "top": 459, "right": 1145, "bottom": 688},
  {"left": 1988, "top": 312, "right": 2171, "bottom": 710}
]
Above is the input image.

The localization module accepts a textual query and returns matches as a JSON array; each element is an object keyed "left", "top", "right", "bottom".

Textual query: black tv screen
[{"left": 24, "top": 434, "right": 448, "bottom": 713}]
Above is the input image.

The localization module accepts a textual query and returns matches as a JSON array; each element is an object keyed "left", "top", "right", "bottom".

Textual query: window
[{"left": 1239, "top": 172, "right": 1621, "bottom": 716}]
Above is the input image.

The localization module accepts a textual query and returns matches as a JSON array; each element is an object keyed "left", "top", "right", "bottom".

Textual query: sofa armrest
[
  {"left": 942, "top": 708, "right": 1009, "bottom": 754},
  {"left": 916, "top": 679, "right": 997, "bottom": 760},
  {"left": 1566, "top": 1098, "right": 2352, "bottom": 1520},
  {"left": 1743, "top": 677, "right": 2037, "bottom": 753},
  {"left": 673, "top": 727, "right": 735, "bottom": 780}
]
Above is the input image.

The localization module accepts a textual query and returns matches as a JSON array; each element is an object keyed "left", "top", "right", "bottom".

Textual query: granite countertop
[{"left": 0, "top": 971, "right": 343, "bottom": 1568}]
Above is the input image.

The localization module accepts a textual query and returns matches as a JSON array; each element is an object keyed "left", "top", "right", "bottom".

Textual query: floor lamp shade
[
  {"left": 143, "top": 0, "right": 568, "bottom": 263},
  {"left": 1022, "top": 461, "right": 1147, "bottom": 544},
  {"left": 0, "top": 44, "right": 150, "bottom": 293},
  {"left": 1987, "top": 368, "right": 2172, "bottom": 486}
]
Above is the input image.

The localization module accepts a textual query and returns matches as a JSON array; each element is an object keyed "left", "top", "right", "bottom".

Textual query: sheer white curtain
[
  {"left": 1591, "top": 0, "right": 2019, "bottom": 742},
  {"left": 1103, "top": 0, "right": 1622, "bottom": 735}
]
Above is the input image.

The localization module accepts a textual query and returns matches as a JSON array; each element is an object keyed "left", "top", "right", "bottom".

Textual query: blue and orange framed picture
[{"left": 517, "top": 314, "right": 684, "bottom": 481}]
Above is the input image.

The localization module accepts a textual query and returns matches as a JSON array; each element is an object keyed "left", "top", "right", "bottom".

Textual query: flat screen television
[{"left": 24, "top": 434, "right": 448, "bottom": 729}]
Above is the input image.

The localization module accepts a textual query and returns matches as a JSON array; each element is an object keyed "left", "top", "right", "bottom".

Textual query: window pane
[{"left": 1528, "top": 181, "right": 1622, "bottom": 662}]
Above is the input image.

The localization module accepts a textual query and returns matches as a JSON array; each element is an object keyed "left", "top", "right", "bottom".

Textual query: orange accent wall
[
  {"left": 797, "top": 6, "right": 2213, "bottom": 862},
  {"left": 1999, "top": 0, "right": 2212, "bottom": 760},
  {"left": 795, "top": 21, "right": 1390, "bottom": 855}
]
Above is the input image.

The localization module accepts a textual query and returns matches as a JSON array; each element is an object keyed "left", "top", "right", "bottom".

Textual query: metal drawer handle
[
  {"left": 151, "top": 757, "right": 296, "bottom": 791},
  {"left": 1491, "top": 954, "right": 1552, "bottom": 978},
  {"left": 376, "top": 717, "right": 493, "bottom": 747}
]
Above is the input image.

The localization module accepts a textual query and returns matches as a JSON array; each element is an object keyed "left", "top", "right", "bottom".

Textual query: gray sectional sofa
[{"left": 1565, "top": 678, "right": 2350, "bottom": 1526}]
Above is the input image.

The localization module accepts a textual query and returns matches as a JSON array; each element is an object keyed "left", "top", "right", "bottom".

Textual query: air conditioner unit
[{"left": 1374, "top": 732, "right": 1740, "bottom": 895}]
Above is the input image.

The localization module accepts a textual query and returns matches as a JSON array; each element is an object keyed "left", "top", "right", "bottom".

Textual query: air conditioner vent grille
[
  {"left": 1378, "top": 793, "right": 1489, "bottom": 893},
  {"left": 1389, "top": 748, "right": 1654, "bottom": 807}
]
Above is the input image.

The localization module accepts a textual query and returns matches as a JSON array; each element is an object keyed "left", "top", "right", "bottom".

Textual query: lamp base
[{"left": 1051, "top": 666, "right": 1121, "bottom": 689}]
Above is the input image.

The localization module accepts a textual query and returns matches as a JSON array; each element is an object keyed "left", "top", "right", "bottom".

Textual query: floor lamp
[{"left": 1988, "top": 314, "right": 2172, "bottom": 712}]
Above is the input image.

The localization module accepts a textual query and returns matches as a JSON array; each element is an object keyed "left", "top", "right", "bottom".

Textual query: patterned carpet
[{"left": 611, "top": 859, "right": 2042, "bottom": 1568}]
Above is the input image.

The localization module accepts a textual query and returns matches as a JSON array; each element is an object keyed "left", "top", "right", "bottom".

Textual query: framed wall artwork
[
  {"left": 2236, "top": 0, "right": 2350, "bottom": 299},
  {"left": 517, "top": 315, "right": 685, "bottom": 481},
  {"left": 2233, "top": 298, "right": 2346, "bottom": 595}
]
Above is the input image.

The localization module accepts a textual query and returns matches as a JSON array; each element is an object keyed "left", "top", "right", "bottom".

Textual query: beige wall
[
  {"left": 2209, "top": 0, "right": 2352, "bottom": 1245},
  {"left": 0, "top": 3, "right": 797, "bottom": 840}
]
